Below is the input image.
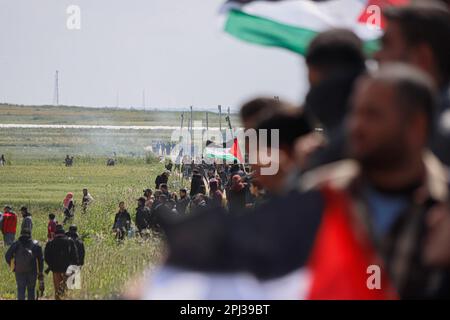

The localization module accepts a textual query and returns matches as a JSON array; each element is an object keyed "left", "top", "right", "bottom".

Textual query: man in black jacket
[
  {"left": 5, "top": 228, "right": 44, "bottom": 300},
  {"left": 113, "top": 201, "right": 132, "bottom": 241},
  {"left": 66, "top": 225, "right": 85, "bottom": 266},
  {"left": 44, "top": 225, "right": 78, "bottom": 300},
  {"left": 135, "top": 197, "right": 151, "bottom": 235}
]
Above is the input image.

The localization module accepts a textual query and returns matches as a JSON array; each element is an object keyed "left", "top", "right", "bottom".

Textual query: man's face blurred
[
  {"left": 119, "top": 202, "right": 125, "bottom": 211},
  {"left": 375, "top": 21, "right": 411, "bottom": 65},
  {"left": 180, "top": 190, "right": 186, "bottom": 198},
  {"left": 348, "top": 79, "right": 410, "bottom": 170},
  {"left": 307, "top": 64, "right": 324, "bottom": 88}
]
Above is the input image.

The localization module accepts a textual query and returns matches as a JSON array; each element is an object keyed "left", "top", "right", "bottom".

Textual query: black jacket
[
  {"left": 66, "top": 232, "right": 85, "bottom": 266},
  {"left": 190, "top": 174, "right": 204, "bottom": 197},
  {"left": 135, "top": 206, "right": 151, "bottom": 232},
  {"left": 5, "top": 235, "right": 44, "bottom": 274},
  {"left": 155, "top": 174, "right": 168, "bottom": 189},
  {"left": 227, "top": 188, "right": 247, "bottom": 213},
  {"left": 44, "top": 234, "right": 79, "bottom": 273},
  {"left": 113, "top": 210, "right": 131, "bottom": 230}
]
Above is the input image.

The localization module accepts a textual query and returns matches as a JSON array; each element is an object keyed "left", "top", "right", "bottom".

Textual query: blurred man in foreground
[
  {"left": 140, "top": 64, "right": 449, "bottom": 300},
  {"left": 375, "top": 1, "right": 450, "bottom": 165}
]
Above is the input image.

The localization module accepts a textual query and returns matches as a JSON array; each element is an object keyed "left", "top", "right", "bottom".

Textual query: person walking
[
  {"left": 66, "top": 225, "right": 85, "bottom": 267},
  {"left": 113, "top": 202, "right": 132, "bottom": 241},
  {"left": 44, "top": 225, "right": 79, "bottom": 300},
  {"left": 135, "top": 197, "right": 151, "bottom": 236},
  {"left": 2, "top": 205, "right": 17, "bottom": 246},
  {"left": 20, "top": 206, "right": 33, "bottom": 235},
  {"left": 5, "top": 228, "right": 44, "bottom": 300},
  {"left": 81, "top": 188, "right": 94, "bottom": 214},
  {"left": 47, "top": 214, "right": 58, "bottom": 241},
  {"left": 62, "top": 193, "right": 75, "bottom": 224}
]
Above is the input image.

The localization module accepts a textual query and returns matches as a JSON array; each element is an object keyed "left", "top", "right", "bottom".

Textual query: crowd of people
[
  {"left": 1, "top": 191, "right": 89, "bottom": 300},
  {"left": 138, "top": 1, "right": 450, "bottom": 299},
  {"left": 2, "top": 0, "right": 450, "bottom": 300}
]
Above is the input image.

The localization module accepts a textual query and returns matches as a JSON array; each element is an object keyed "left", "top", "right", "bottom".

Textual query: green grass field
[
  {"left": 0, "top": 157, "right": 189, "bottom": 299},
  {"left": 0, "top": 103, "right": 240, "bottom": 126}
]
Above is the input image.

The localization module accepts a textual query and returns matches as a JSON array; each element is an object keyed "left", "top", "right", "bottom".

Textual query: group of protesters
[
  {"left": 1, "top": 189, "right": 90, "bottom": 300},
  {"left": 132, "top": 1, "right": 450, "bottom": 300},
  {"left": 2, "top": 204, "right": 84, "bottom": 300}
]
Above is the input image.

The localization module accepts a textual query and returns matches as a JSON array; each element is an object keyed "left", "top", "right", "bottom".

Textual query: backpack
[{"left": 15, "top": 242, "right": 35, "bottom": 273}]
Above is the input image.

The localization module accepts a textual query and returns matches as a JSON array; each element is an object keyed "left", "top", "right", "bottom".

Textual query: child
[{"left": 47, "top": 213, "right": 57, "bottom": 240}]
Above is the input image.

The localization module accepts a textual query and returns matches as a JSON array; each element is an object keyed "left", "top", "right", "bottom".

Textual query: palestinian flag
[
  {"left": 222, "top": 0, "right": 409, "bottom": 55},
  {"left": 144, "top": 186, "right": 398, "bottom": 299},
  {"left": 204, "top": 138, "right": 243, "bottom": 163}
]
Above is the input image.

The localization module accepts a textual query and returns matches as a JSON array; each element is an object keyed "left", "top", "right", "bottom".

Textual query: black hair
[
  {"left": 306, "top": 28, "right": 365, "bottom": 73},
  {"left": 384, "top": 1, "right": 450, "bottom": 86},
  {"left": 256, "top": 110, "right": 313, "bottom": 151}
]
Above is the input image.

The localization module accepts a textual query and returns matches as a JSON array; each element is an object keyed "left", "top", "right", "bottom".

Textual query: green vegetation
[
  {"left": 0, "top": 103, "right": 240, "bottom": 126},
  {"left": 0, "top": 157, "right": 189, "bottom": 299}
]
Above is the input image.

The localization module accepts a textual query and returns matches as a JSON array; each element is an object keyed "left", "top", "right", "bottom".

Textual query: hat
[{"left": 55, "top": 224, "right": 65, "bottom": 235}]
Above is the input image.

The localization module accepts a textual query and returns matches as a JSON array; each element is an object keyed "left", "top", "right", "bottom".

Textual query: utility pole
[
  {"left": 218, "top": 105, "right": 222, "bottom": 132},
  {"left": 190, "top": 106, "right": 194, "bottom": 159},
  {"left": 53, "top": 70, "right": 59, "bottom": 106},
  {"left": 142, "top": 90, "right": 146, "bottom": 109}
]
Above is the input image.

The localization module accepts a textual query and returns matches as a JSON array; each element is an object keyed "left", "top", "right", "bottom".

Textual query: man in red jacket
[{"left": 2, "top": 205, "right": 17, "bottom": 246}]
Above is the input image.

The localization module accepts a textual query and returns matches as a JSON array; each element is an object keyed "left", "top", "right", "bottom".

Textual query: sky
[{"left": 0, "top": 0, "right": 308, "bottom": 111}]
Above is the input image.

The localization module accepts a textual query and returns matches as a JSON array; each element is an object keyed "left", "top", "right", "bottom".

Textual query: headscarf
[{"left": 63, "top": 192, "right": 74, "bottom": 208}]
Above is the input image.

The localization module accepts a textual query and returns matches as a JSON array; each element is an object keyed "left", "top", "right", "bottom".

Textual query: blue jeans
[
  {"left": 15, "top": 272, "right": 37, "bottom": 300},
  {"left": 3, "top": 233, "right": 15, "bottom": 246}
]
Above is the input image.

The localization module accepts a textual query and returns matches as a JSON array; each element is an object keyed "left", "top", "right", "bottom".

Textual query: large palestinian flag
[{"left": 222, "top": 0, "right": 409, "bottom": 55}]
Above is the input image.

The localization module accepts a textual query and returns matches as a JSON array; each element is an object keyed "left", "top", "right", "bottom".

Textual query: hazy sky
[{"left": 0, "top": 0, "right": 308, "bottom": 111}]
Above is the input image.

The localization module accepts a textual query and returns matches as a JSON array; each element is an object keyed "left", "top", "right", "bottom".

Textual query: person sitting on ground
[
  {"left": 2, "top": 205, "right": 17, "bottom": 246},
  {"left": 113, "top": 201, "right": 132, "bottom": 241},
  {"left": 66, "top": 225, "right": 85, "bottom": 267},
  {"left": 19, "top": 206, "right": 32, "bottom": 235},
  {"left": 44, "top": 225, "right": 79, "bottom": 300},
  {"left": 47, "top": 214, "right": 57, "bottom": 241},
  {"left": 5, "top": 228, "right": 44, "bottom": 300},
  {"left": 62, "top": 192, "right": 75, "bottom": 224},
  {"left": 81, "top": 188, "right": 94, "bottom": 214}
]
